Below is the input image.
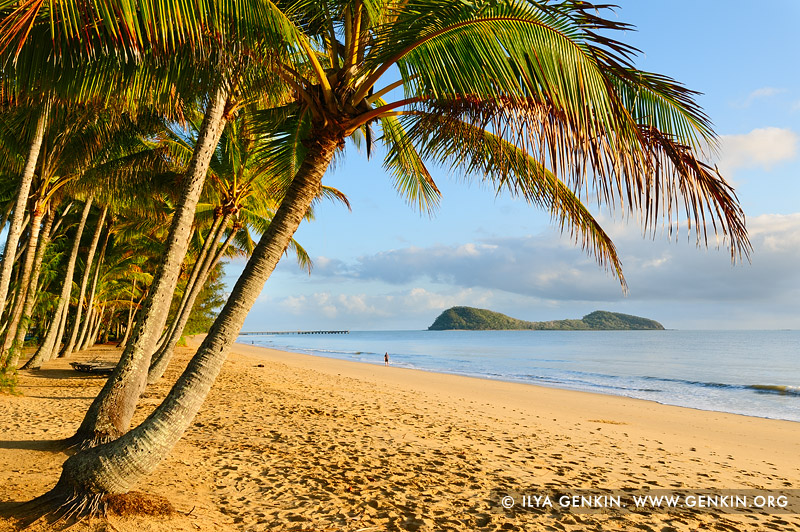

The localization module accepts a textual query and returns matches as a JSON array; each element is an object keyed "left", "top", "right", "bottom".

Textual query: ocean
[{"left": 236, "top": 330, "right": 800, "bottom": 422}]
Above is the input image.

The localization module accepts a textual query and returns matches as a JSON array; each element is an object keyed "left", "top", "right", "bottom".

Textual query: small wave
[
  {"left": 639, "top": 376, "right": 800, "bottom": 398},
  {"left": 512, "top": 373, "right": 660, "bottom": 394},
  {"left": 748, "top": 385, "right": 800, "bottom": 397},
  {"left": 641, "top": 375, "right": 738, "bottom": 389}
]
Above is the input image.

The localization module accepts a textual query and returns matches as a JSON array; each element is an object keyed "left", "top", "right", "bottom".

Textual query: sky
[{"left": 228, "top": 0, "right": 800, "bottom": 332}]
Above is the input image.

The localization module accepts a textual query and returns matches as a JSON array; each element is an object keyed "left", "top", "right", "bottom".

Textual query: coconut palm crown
[{"left": 0, "top": 0, "right": 750, "bottom": 268}]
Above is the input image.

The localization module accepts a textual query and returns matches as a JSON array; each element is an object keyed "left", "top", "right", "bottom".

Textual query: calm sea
[{"left": 236, "top": 330, "right": 800, "bottom": 422}]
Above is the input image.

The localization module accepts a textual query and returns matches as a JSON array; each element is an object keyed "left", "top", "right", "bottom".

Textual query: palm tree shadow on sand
[
  {"left": 17, "top": 367, "right": 110, "bottom": 381},
  {"left": 0, "top": 439, "right": 67, "bottom": 451}
]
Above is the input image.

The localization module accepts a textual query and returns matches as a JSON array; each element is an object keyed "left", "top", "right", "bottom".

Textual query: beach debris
[{"left": 70, "top": 361, "right": 116, "bottom": 374}]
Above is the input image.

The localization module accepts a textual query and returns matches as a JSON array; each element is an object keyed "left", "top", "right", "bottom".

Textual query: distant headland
[{"left": 428, "top": 307, "right": 665, "bottom": 331}]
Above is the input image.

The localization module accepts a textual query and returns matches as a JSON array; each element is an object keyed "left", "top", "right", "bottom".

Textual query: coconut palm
[
  {"left": 60, "top": 205, "right": 108, "bottom": 356},
  {"left": 0, "top": 101, "right": 50, "bottom": 321},
  {"left": 1, "top": 102, "right": 172, "bottom": 367},
  {"left": 74, "top": 163, "right": 179, "bottom": 351},
  {"left": 0, "top": 0, "right": 272, "bottom": 447},
  {"left": 79, "top": 212, "right": 161, "bottom": 350},
  {"left": 0, "top": 195, "right": 51, "bottom": 365},
  {"left": 8, "top": 0, "right": 751, "bottom": 515},
  {"left": 147, "top": 111, "right": 344, "bottom": 383},
  {"left": 22, "top": 197, "right": 93, "bottom": 368},
  {"left": 2, "top": 0, "right": 752, "bottom": 517},
  {"left": 0, "top": 204, "right": 56, "bottom": 369}
]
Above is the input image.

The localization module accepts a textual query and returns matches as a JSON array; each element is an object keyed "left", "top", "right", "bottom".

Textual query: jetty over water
[{"left": 240, "top": 330, "right": 349, "bottom": 335}]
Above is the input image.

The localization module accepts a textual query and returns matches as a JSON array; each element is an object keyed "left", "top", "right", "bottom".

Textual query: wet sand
[{"left": 1, "top": 337, "right": 799, "bottom": 531}]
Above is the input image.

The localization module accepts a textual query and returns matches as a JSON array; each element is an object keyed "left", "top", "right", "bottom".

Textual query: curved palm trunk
[
  {"left": 154, "top": 212, "right": 224, "bottom": 353},
  {"left": 82, "top": 311, "right": 99, "bottom": 349},
  {"left": 4, "top": 208, "right": 55, "bottom": 369},
  {"left": 148, "top": 212, "right": 229, "bottom": 372},
  {"left": 52, "top": 302, "right": 70, "bottom": 358},
  {"left": 63, "top": 206, "right": 108, "bottom": 357},
  {"left": 44, "top": 130, "right": 339, "bottom": 512},
  {"left": 50, "top": 202, "right": 74, "bottom": 238},
  {"left": 77, "top": 227, "right": 110, "bottom": 351},
  {"left": 69, "top": 82, "right": 230, "bottom": 447},
  {"left": 86, "top": 304, "right": 106, "bottom": 347},
  {"left": 1, "top": 213, "right": 32, "bottom": 327},
  {"left": 22, "top": 197, "right": 93, "bottom": 370},
  {"left": 116, "top": 280, "right": 138, "bottom": 349},
  {"left": 148, "top": 215, "right": 234, "bottom": 383},
  {"left": 0, "top": 102, "right": 50, "bottom": 320},
  {"left": 0, "top": 203, "right": 46, "bottom": 364},
  {"left": 12, "top": 213, "right": 32, "bottom": 266},
  {"left": 0, "top": 202, "right": 12, "bottom": 234}
]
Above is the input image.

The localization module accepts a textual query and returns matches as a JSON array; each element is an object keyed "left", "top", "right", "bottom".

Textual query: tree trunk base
[
  {"left": 9, "top": 479, "right": 175, "bottom": 528},
  {"left": 11, "top": 476, "right": 105, "bottom": 527},
  {"left": 62, "top": 429, "right": 123, "bottom": 451}
]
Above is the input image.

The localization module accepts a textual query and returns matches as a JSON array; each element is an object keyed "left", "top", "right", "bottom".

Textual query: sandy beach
[{"left": 1, "top": 337, "right": 799, "bottom": 531}]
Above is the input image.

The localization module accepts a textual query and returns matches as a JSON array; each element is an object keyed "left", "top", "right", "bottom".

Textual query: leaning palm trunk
[
  {"left": 62, "top": 206, "right": 108, "bottom": 357},
  {"left": 86, "top": 304, "right": 105, "bottom": 348},
  {"left": 0, "top": 202, "right": 11, "bottom": 236},
  {"left": 49, "top": 202, "right": 74, "bottom": 239},
  {"left": 77, "top": 227, "right": 110, "bottom": 351},
  {"left": 0, "top": 203, "right": 47, "bottom": 364},
  {"left": 82, "top": 310, "right": 100, "bottom": 349},
  {"left": 0, "top": 102, "right": 50, "bottom": 320},
  {"left": 149, "top": 212, "right": 229, "bottom": 369},
  {"left": 4, "top": 208, "right": 55, "bottom": 369},
  {"left": 69, "top": 82, "right": 230, "bottom": 447},
  {"left": 148, "top": 216, "right": 235, "bottom": 383},
  {"left": 1, "top": 212, "right": 32, "bottom": 328},
  {"left": 154, "top": 211, "right": 224, "bottom": 353},
  {"left": 52, "top": 302, "right": 70, "bottom": 358},
  {"left": 22, "top": 197, "right": 93, "bottom": 369},
  {"left": 41, "top": 131, "right": 338, "bottom": 513},
  {"left": 11, "top": 213, "right": 31, "bottom": 266},
  {"left": 116, "top": 280, "right": 139, "bottom": 349}
]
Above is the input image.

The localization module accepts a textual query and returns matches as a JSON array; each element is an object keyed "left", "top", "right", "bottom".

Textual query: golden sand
[{"left": 1, "top": 337, "right": 799, "bottom": 531}]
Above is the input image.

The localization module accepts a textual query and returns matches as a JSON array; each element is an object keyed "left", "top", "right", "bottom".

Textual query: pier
[{"left": 240, "top": 330, "right": 349, "bottom": 335}]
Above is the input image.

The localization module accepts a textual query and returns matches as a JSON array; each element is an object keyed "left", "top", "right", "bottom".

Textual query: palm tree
[
  {"left": 60, "top": 205, "right": 108, "bottom": 356},
  {"left": 1, "top": 102, "right": 170, "bottom": 367},
  {"left": 79, "top": 214, "right": 159, "bottom": 350},
  {"left": 66, "top": 86, "right": 236, "bottom": 447},
  {"left": 0, "top": 196, "right": 50, "bottom": 364},
  {"left": 0, "top": 2, "right": 262, "bottom": 446},
  {"left": 8, "top": 0, "right": 750, "bottom": 515},
  {"left": 0, "top": 101, "right": 50, "bottom": 320},
  {"left": 22, "top": 196, "right": 93, "bottom": 368},
  {"left": 0, "top": 204, "right": 56, "bottom": 369},
  {"left": 147, "top": 111, "right": 341, "bottom": 383}
]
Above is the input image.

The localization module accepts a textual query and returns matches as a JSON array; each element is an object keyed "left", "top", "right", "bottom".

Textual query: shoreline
[
  {"left": 2, "top": 339, "right": 799, "bottom": 531},
  {"left": 227, "top": 339, "right": 800, "bottom": 474},
  {"left": 234, "top": 338, "right": 800, "bottom": 425}
]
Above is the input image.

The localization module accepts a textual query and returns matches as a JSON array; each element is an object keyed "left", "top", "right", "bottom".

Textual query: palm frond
[{"left": 377, "top": 105, "right": 439, "bottom": 214}]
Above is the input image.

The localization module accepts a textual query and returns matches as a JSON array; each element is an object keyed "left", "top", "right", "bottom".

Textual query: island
[{"left": 428, "top": 307, "right": 665, "bottom": 331}]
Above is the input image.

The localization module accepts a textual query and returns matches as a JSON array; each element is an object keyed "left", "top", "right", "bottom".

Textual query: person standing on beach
[{"left": 384, "top": 353, "right": 389, "bottom": 366}]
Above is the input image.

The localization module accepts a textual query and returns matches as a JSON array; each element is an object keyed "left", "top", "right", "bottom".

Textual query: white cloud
[
  {"left": 283, "top": 293, "right": 385, "bottom": 319},
  {"left": 735, "top": 87, "right": 787, "bottom": 108},
  {"left": 258, "top": 287, "right": 499, "bottom": 330},
  {"left": 251, "top": 214, "right": 800, "bottom": 330},
  {"left": 283, "top": 213, "right": 800, "bottom": 305},
  {"left": 718, "top": 127, "right": 798, "bottom": 174},
  {"left": 747, "top": 213, "right": 800, "bottom": 253}
]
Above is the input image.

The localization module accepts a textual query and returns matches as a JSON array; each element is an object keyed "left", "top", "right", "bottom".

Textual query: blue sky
[{"left": 229, "top": 0, "right": 800, "bottom": 331}]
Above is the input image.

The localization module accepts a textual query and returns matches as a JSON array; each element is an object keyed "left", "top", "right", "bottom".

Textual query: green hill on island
[{"left": 428, "top": 307, "right": 664, "bottom": 331}]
